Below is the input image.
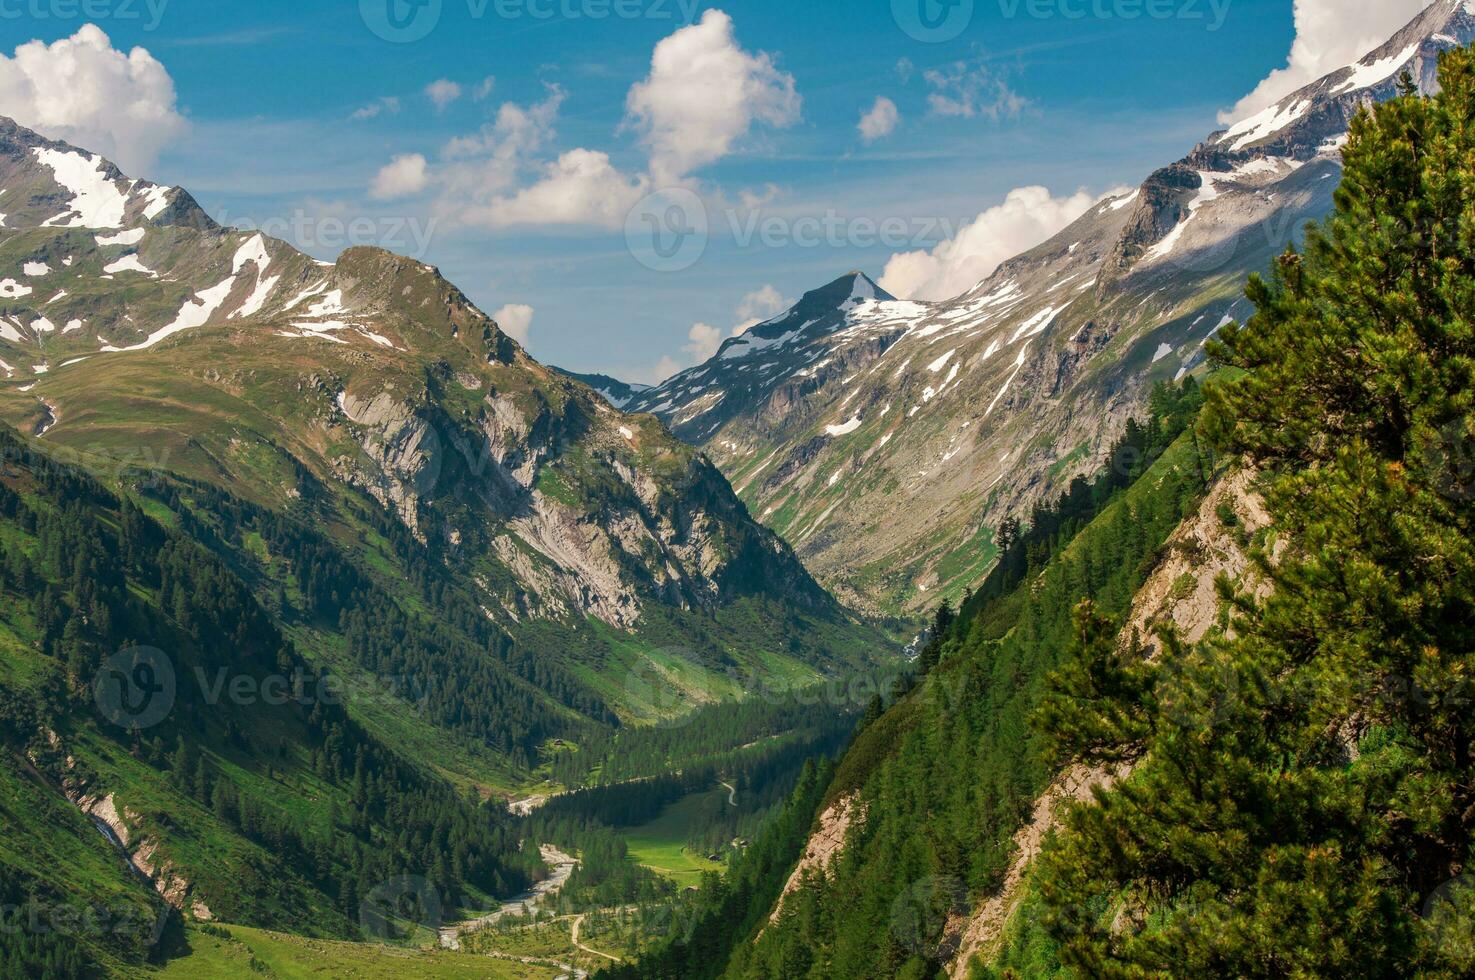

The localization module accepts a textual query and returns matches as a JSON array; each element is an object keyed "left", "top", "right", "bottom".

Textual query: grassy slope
[
  {"left": 150, "top": 924, "right": 554, "bottom": 979},
  {"left": 730, "top": 427, "right": 1211, "bottom": 977}
]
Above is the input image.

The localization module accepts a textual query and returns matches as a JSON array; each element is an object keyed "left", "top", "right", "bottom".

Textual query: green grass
[
  {"left": 617, "top": 788, "right": 729, "bottom": 887},
  {"left": 150, "top": 924, "right": 555, "bottom": 979}
]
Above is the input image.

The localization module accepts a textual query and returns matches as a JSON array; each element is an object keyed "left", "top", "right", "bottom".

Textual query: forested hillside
[
  {"left": 1017, "top": 52, "right": 1475, "bottom": 978},
  {"left": 0, "top": 423, "right": 544, "bottom": 975},
  {"left": 613, "top": 48, "right": 1475, "bottom": 980},
  {"left": 605, "top": 379, "right": 1214, "bottom": 978}
]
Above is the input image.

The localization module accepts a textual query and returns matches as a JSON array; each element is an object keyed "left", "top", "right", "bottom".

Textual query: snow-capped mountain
[
  {"left": 620, "top": 271, "right": 927, "bottom": 444},
  {"left": 555, "top": 370, "right": 653, "bottom": 409},
  {"left": 611, "top": 0, "right": 1475, "bottom": 615},
  {"left": 0, "top": 116, "right": 877, "bottom": 688}
]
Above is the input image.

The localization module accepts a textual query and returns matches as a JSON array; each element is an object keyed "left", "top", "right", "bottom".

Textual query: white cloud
[
  {"left": 426, "top": 78, "right": 463, "bottom": 111},
  {"left": 880, "top": 185, "right": 1105, "bottom": 301},
  {"left": 632, "top": 355, "right": 684, "bottom": 385},
  {"left": 734, "top": 284, "right": 788, "bottom": 328},
  {"left": 924, "top": 62, "right": 1027, "bottom": 121},
  {"left": 352, "top": 96, "right": 401, "bottom": 120},
  {"left": 493, "top": 303, "right": 534, "bottom": 345},
  {"left": 625, "top": 9, "right": 801, "bottom": 185},
  {"left": 858, "top": 96, "right": 899, "bottom": 143},
  {"left": 374, "top": 11, "right": 802, "bottom": 233},
  {"left": 1220, "top": 0, "right": 1432, "bottom": 124},
  {"left": 473, "top": 76, "right": 496, "bottom": 101},
  {"left": 0, "top": 25, "right": 186, "bottom": 173},
  {"left": 675, "top": 284, "right": 791, "bottom": 372},
  {"left": 684, "top": 322, "right": 724, "bottom": 361},
  {"left": 370, "top": 153, "right": 429, "bottom": 200},
  {"left": 466, "top": 148, "right": 648, "bottom": 229},
  {"left": 402, "top": 84, "right": 647, "bottom": 229}
]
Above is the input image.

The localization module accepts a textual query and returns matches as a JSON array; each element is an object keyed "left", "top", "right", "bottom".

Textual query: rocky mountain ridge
[
  {"left": 590, "top": 0, "right": 1475, "bottom": 615},
  {"left": 0, "top": 117, "right": 879, "bottom": 713}
]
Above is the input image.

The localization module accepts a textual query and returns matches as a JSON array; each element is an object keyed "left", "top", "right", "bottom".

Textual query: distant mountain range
[{"left": 582, "top": 0, "right": 1475, "bottom": 615}]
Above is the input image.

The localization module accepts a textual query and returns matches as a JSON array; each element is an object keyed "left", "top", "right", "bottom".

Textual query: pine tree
[{"left": 1035, "top": 49, "right": 1475, "bottom": 979}]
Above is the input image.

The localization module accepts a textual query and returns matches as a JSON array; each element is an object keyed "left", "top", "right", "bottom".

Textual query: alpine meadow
[{"left": 0, "top": 1, "right": 1472, "bottom": 978}]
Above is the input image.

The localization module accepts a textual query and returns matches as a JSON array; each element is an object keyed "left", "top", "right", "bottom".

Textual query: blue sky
[{"left": 0, "top": 0, "right": 1398, "bottom": 381}]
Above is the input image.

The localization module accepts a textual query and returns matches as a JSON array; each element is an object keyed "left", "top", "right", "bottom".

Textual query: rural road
[{"left": 570, "top": 913, "right": 622, "bottom": 963}]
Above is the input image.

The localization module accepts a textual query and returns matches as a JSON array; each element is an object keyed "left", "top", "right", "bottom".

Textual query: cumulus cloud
[
  {"left": 858, "top": 96, "right": 900, "bottom": 143},
  {"left": 370, "top": 153, "right": 429, "bottom": 200},
  {"left": 625, "top": 9, "right": 801, "bottom": 185},
  {"left": 924, "top": 62, "right": 1027, "bottom": 121},
  {"left": 473, "top": 76, "right": 496, "bottom": 101},
  {"left": 467, "top": 148, "right": 648, "bottom": 229},
  {"left": 1220, "top": 0, "right": 1432, "bottom": 124},
  {"left": 493, "top": 303, "right": 534, "bottom": 345},
  {"left": 635, "top": 355, "right": 685, "bottom": 385},
  {"left": 0, "top": 25, "right": 186, "bottom": 173},
  {"left": 734, "top": 284, "right": 788, "bottom": 326},
  {"left": 370, "top": 11, "right": 803, "bottom": 231},
  {"left": 880, "top": 185, "right": 1106, "bottom": 301},
  {"left": 674, "top": 284, "right": 791, "bottom": 373},
  {"left": 426, "top": 78, "right": 462, "bottom": 111},
  {"left": 684, "top": 322, "right": 724, "bottom": 361}
]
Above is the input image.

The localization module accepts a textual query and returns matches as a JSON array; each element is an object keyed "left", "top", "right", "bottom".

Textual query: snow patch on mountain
[
  {"left": 1334, "top": 42, "right": 1422, "bottom": 94},
  {"left": 103, "top": 254, "right": 156, "bottom": 277},
  {"left": 34, "top": 148, "right": 129, "bottom": 228},
  {"left": 825, "top": 416, "right": 863, "bottom": 437},
  {"left": 96, "top": 228, "right": 145, "bottom": 247}
]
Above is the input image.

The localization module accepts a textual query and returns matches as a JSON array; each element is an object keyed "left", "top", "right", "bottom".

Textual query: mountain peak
[
  {"left": 0, "top": 114, "right": 213, "bottom": 233},
  {"left": 795, "top": 271, "right": 894, "bottom": 314}
]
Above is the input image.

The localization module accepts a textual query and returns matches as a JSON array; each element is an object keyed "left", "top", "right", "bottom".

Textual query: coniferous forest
[{"left": 4, "top": 7, "right": 1475, "bottom": 980}]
